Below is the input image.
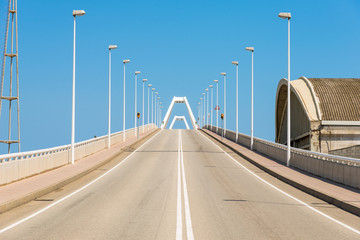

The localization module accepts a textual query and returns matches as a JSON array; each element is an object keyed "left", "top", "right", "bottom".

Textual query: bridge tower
[{"left": 0, "top": 0, "right": 20, "bottom": 153}]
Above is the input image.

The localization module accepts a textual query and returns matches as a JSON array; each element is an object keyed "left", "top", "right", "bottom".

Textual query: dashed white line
[
  {"left": 0, "top": 130, "right": 163, "bottom": 235},
  {"left": 198, "top": 130, "right": 360, "bottom": 236}
]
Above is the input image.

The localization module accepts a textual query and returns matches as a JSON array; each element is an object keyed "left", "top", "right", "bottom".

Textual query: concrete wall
[
  {"left": 0, "top": 124, "right": 156, "bottom": 185},
  {"left": 205, "top": 125, "right": 360, "bottom": 189}
]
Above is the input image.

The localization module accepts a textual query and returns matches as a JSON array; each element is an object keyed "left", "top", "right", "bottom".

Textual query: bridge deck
[{"left": 0, "top": 130, "right": 359, "bottom": 239}]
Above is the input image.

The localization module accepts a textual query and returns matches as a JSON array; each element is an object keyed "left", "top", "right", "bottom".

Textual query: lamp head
[
  {"left": 155, "top": 92, "right": 158, "bottom": 95},
  {"left": 135, "top": 71, "right": 141, "bottom": 75},
  {"left": 232, "top": 61, "right": 238, "bottom": 65},
  {"left": 220, "top": 72, "right": 226, "bottom": 76},
  {"left": 209, "top": 85, "right": 213, "bottom": 88},
  {"left": 278, "top": 12, "right": 291, "bottom": 19},
  {"left": 143, "top": 78, "right": 148, "bottom": 82},
  {"left": 205, "top": 88, "right": 208, "bottom": 91},
  {"left": 245, "top": 47, "right": 254, "bottom": 52},
  {"left": 73, "top": 10, "right": 86, "bottom": 16},
  {"left": 152, "top": 88, "right": 155, "bottom": 91},
  {"left": 109, "top": 45, "right": 117, "bottom": 50},
  {"left": 214, "top": 80, "right": 218, "bottom": 83},
  {"left": 148, "top": 84, "right": 152, "bottom": 87},
  {"left": 123, "top": 59, "right": 130, "bottom": 64}
]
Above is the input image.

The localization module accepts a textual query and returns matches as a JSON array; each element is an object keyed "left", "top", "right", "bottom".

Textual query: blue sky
[{"left": 0, "top": 0, "right": 360, "bottom": 153}]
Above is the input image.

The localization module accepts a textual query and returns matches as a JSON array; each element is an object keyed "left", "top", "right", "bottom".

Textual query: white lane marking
[
  {"left": 180, "top": 130, "right": 195, "bottom": 240},
  {"left": 176, "top": 130, "right": 182, "bottom": 240},
  {"left": 198, "top": 131, "right": 360, "bottom": 236},
  {"left": 0, "top": 130, "right": 163, "bottom": 235}
]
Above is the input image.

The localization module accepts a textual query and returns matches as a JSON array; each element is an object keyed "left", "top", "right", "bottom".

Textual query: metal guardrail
[{"left": 205, "top": 125, "right": 360, "bottom": 189}]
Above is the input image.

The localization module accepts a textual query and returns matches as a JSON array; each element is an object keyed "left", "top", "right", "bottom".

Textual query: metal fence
[
  {"left": 205, "top": 125, "right": 360, "bottom": 189},
  {"left": 0, "top": 124, "right": 156, "bottom": 185}
]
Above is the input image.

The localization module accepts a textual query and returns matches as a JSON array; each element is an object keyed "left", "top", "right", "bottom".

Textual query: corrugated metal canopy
[{"left": 308, "top": 78, "right": 360, "bottom": 121}]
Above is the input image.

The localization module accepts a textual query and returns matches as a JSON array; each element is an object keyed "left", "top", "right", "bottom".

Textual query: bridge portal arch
[
  {"left": 169, "top": 116, "right": 190, "bottom": 129},
  {"left": 161, "top": 97, "right": 198, "bottom": 129}
]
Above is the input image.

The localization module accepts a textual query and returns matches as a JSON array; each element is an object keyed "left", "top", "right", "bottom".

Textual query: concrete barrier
[
  {"left": 0, "top": 124, "right": 156, "bottom": 185},
  {"left": 204, "top": 125, "right": 360, "bottom": 189}
]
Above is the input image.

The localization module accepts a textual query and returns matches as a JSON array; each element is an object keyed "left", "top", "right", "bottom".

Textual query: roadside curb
[
  {"left": 201, "top": 129, "right": 360, "bottom": 217},
  {"left": 0, "top": 129, "right": 160, "bottom": 214}
]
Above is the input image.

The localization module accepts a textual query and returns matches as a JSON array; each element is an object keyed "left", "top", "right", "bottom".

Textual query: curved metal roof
[{"left": 308, "top": 78, "right": 360, "bottom": 121}]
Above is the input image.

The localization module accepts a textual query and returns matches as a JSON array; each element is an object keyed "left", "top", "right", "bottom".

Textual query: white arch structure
[
  {"left": 169, "top": 116, "right": 190, "bottom": 129},
  {"left": 161, "top": 97, "right": 198, "bottom": 129}
]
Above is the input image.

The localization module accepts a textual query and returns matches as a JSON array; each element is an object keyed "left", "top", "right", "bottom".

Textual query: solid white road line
[
  {"left": 180, "top": 130, "right": 195, "bottom": 240},
  {"left": 198, "top": 131, "right": 360, "bottom": 235},
  {"left": 0, "top": 130, "right": 163, "bottom": 235},
  {"left": 176, "top": 131, "right": 183, "bottom": 240}
]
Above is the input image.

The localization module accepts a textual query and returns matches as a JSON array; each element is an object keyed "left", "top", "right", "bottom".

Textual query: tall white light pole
[
  {"left": 108, "top": 45, "right": 117, "bottom": 149},
  {"left": 279, "top": 12, "right": 291, "bottom": 167},
  {"left": 209, "top": 85, "right": 213, "bottom": 130},
  {"left": 142, "top": 79, "right": 147, "bottom": 132},
  {"left": 71, "top": 10, "right": 85, "bottom": 165},
  {"left": 147, "top": 84, "right": 152, "bottom": 130},
  {"left": 152, "top": 88, "right": 155, "bottom": 125},
  {"left": 220, "top": 72, "right": 226, "bottom": 135},
  {"left": 232, "top": 61, "right": 239, "bottom": 143},
  {"left": 198, "top": 102, "right": 201, "bottom": 128},
  {"left": 245, "top": 47, "right": 254, "bottom": 150},
  {"left": 197, "top": 106, "right": 200, "bottom": 128},
  {"left": 214, "top": 80, "right": 219, "bottom": 132},
  {"left": 157, "top": 97, "right": 160, "bottom": 127},
  {"left": 199, "top": 99, "right": 203, "bottom": 128},
  {"left": 205, "top": 88, "right": 209, "bottom": 126},
  {"left": 155, "top": 92, "right": 158, "bottom": 126},
  {"left": 123, "top": 59, "right": 130, "bottom": 142},
  {"left": 202, "top": 93, "right": 206, "bottom": 127},
  {"left": 134, "top": 71, "right": 141, "bottom": 137},
  {"left": 160, "top": 105, "right": 163, "bottom": 127}
]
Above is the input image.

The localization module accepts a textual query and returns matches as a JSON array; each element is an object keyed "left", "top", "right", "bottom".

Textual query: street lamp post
[
  {"left": 232, "top": 61, "right": 238, "bottom": 143},
  {"left": 209, "top": 85, "right": 213, "bottom": 130},
  {"left": 197, "top": 106, "right": 200, "bottom": 128},
  {"left": 108, "top": 45, "right": 117, "bottom": 149},
  {"left": 152, "top": 88, "right": 155, "bottom": 125},
  {"left": 134, "top": 71, "right": 141, "bottom": 137},
  {"left": 279, "top": 12, "right": 292, "bottom": 167},
  {"left": 214, "top": 80, "right": 219, "bottom": 132},
  {"left": 199, "top": 99, "right": 203, "bottom": 128},
  {"left": 205, "top": 88, "right": 209, "bottom": 127},
  {"left": 245, "top": 47, "right": 254, "bottom": 150},
  {"left": 147, "top": 84, "right": 152, "bottom": 130},
  {"left": 71, "top": 10, "right": 85, "bottom": 165},
  {"left": 123, "top": 59, "right": 130, "bottom": 142},
  {"left": 220, "top": 72, "right": 226, "bottom": 135},
  {"left": 157, "top": 97, "right": 160, "bottom": 127},
  {"left": 202, "top": 93, "right": 206, "bottom": 128},
  {"left": 155, "top": 92, "right": 158, "bottom": 126},
  {"left": 142, "top": 79, "right": 147, "bottom": 133}
]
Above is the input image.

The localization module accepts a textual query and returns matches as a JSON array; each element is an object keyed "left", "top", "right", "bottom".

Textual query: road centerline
[
  {"left": 180, "top": 130, "right": 195, "bottom": 240},
  {"left": 176, "top": 130, "right": 183, "bottom": 240}
]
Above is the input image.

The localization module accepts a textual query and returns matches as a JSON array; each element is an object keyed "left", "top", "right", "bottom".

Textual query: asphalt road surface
[{"left": 0, "top": 129, "right": 360, "bottom": 239}]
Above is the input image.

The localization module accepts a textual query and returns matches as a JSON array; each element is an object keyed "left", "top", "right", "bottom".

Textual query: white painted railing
[
  {"left": 0, "top": 124, "right": 156, "bottom": 185},
  {"left": 205, "top": 125, "right": 360, "bottom": 189}
]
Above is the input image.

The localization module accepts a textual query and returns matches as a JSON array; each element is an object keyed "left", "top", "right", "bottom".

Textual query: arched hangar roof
[{"left": 276, "top": 77, "right": 360, "bottom": 135}]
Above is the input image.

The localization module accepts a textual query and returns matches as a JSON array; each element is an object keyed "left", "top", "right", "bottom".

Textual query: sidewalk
[
  {"left": 202, "top": 129, "right": 360, "bottom": 217},
  {"left": 0, "top": 128, "right": 158, "bottom": 214}
]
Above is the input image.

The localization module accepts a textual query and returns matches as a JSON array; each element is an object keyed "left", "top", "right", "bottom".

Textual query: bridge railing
[
  {"left": 205, "top": 125, "right": 360, "bottom": 189},
  {"left": 0, "top": 124, "right": 156, "bottom": 185}
]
